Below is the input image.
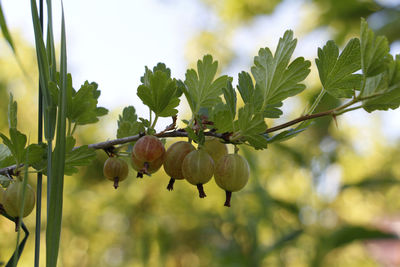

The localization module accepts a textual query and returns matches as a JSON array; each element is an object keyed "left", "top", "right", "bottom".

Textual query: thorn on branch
[{"left": 332, "top": 114, "right": 338, "bottom": 128}]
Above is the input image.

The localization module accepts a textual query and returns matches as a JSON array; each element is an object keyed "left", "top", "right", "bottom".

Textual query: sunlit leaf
[
  {"left": 315, "top": 39, "right": 361, "bottom": 98},
  {"left": 251, "top": 30, "right": 310, "bottom": 111},
  {"left": 183, "top": 55, "right": 231, "bottom": 113}
]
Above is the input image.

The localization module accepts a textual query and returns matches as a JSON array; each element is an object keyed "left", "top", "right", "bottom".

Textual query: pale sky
[{"left": 1, "top": 0, "right": 400, "bottom": 141}]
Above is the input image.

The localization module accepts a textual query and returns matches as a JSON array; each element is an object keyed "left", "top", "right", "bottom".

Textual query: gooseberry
[
  {"left": 2, "top": 179, "right": 36, "bottom": 218},
  {"left": 182, "top": 149, "right": 214, "bottom": 198},
  {"left": 203, "top": 136, "right": 228, "bottom": 164},
  {"left": 163, "top": 141, "right": 195, "bottom": 190},
  {"left": 103, "top": 157, "right": 129, "bottom": 189},
  {"left": 214, "top": 153, "right": 250, "bottom": 207},
  {"left": 131, "top": 150, "right": 165, "bottom": 178},
  {"left": 133, "top": 135, "right": 165, "bottom": 162}
]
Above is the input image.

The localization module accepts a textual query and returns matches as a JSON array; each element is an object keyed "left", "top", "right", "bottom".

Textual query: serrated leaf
[
  {"left": 184, "top": 55, "right": 231, "bottom": 113},
  {"left": 210, "top": 103, "right": 233, "bottom": 133},
  {"left": 64, "top": 145, "right": 96, "bottom": 175},
  {"left": 184, "top": 127, "right": 199, "bottom": 143},
  {"left": 263, "top": 102, "right": 283, "bottom": 118},
  {"left": 0, "top": 155, "right": 14, "bottom": 169},
  {"left": 266, "top": 126, "right": 309, "bottom": 144},
  {"left": 363, "top": 55, "right": 400, "bottom": 112},
  {"left": 237, "top": 71, "right": 255, "bottom": 104},
  {"left": 68, "top": 81, "right": 108, "bottom": 125},
  {"left": 26, "top": 144, "right": 46, "bottom": 165},
  {"left": 360, "top": 18, "right": 390, "bottom": 77},
  {"left": 137, "top": 65, "right": 180, "bottom": 117},
  {"left": 0, "top": 174, "right": 11, "bottom": 183},
  {"left": 222, "top": 81, "right": 236, "bottom": 120},
  {"left": 0, "top": 129, "right": 27, "bottom": 165},
  {"left": 244, "top": 134, "right": 268, "bottom": 149},
  {"left": 0, "top": 144, "right": 11, "bottom": 162},
  {"left": 117, "top": 106, "right": 145, "bottom": 139},
  {"left": 315, "top": 39, "right": 362, "bottom": 98},
  {"left": 8, "top": 93, "right": 17, "bottom": 129},
  {"left": 235, "top": 105, "right": 268, "bottom": 148},
  {"left": 237, "top": 105, "right": 267, "bottom": 135},
  {"left": 251, "top": 31, "right": 311, "bottom": 111}
]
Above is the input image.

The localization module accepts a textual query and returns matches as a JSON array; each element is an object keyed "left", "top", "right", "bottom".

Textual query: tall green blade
[
  {"left": 30, "top": 0, "right": 56, "bottom": 141},
  {"left": 0, "top": 2, "right": 15, "bottom": 52},
  {"left": 46, "top": 5, "right": 67, "bottom": 266},
  {"left": 46, "top": 0, "right": 56, "bottom": 80}
]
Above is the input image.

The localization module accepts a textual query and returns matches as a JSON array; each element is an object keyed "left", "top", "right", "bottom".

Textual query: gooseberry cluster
[{"left": 103, "top": 135, "right": 250, "bottom": 207}]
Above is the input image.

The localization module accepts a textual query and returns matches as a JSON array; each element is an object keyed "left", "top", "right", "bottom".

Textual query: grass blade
[
  {"left": 2, "top": 216, "right": 29, "bottom": 267},
  {"left": 30, "top": 0, "right": 56, "bottom": 141},
  {"left": 46, "top": 4, "right": 67, "bottom": 266},
  {"left": 45, "top": 0, "right": 56, "bottom": 80},
  {"left": 0, "top": 2, "right": 15, "bottom": 52}
]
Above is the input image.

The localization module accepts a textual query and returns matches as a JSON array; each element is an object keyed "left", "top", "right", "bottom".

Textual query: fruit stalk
[
  {"left": 197, "top": 184, "right": 206, "bottom": 198},
  {"left": 224, "top": 191, "right": 232, "bottom": 207},
  {"left": 167, "top": 178, "right": 175, "bottom": 191}
]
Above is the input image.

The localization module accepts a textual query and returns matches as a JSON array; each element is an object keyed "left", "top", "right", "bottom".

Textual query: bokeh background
[{"left": 1, "top": 0, "right": 400, "bottom": 266}]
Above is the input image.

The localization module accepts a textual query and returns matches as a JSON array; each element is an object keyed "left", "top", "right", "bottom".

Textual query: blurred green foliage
[{"left": 1, "top": 1, "right": 400, "bottom": 266}]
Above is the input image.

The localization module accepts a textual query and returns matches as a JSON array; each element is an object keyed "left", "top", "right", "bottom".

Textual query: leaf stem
[
  {"left": 150, "top": 115, "right": 159, "bottom": 130},
  {"left": 307, "top": 89, "right": 326, "bottom": 114}
]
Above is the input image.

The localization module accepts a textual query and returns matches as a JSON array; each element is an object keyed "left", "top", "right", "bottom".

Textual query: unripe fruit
[
  {"left": 163, "top": 141, "right": 195, "bottom": 190},
  {"left": 203, "top": 136, "right": 228, "bottom": 164},
  {"left": 2, "top": 180, "right": 36, "bottom": 218},
  {"left": 103, "top": 157, "right": 129, "bottom": 189},
  {"left": 131, "top": 150, "right": 165, "bottom": 178},
  {"left": 214, "top": 154, "right": 250, "bottom": 207},
  {"left": 182, "top": 149, "right": 214, "bottom": 198},
  {"left": 133, "top": 135, "right": 165, "bottom": 163}
]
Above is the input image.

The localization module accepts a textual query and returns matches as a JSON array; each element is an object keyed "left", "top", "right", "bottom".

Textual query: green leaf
[
  {"left": 235, "top": 105, "right": 268, "bottom": 149},
  {"left": 360, "top": 18, "right": 390, "bottom": 77},
  {"left": 68, "top": 81, "right": 108, "bottom": 125},
  {"left": 209, "top": 81, "right": 236, "bottom": 133},
  {"left": 266, "top": 126, "right": 309, "bottom": 144},
  {"left": 223, "top": 81, "right": 236, "bottom": 120},
  {"left": 137, "top": 65, "right": 180, "bottom": 117},
  {"left": 210, "top": 104, "right": 232, "bottom": 133},
  {"left": 26, "top": 144, "right": 46, "bottom": 166},
  {"left": 8, "top": 94, "right": 17, "bottom": 129},
  {"left": 0, "top": 144, "right": 11, "bottom": 162},
  {"left": 47, "top": 6, "right": 67, "bottom": 266},
  {"left": 183, "top": 55, "right": 231, "bottom": 113},
  {"left": 117, "top": 106, "right": 145, "bottom": 139},
  {"left": 263, "top": 102, "right": 283, "bottom": 118},
  {"left": 237, "top": 71, "right": 255, "bottom": 105},
  {"left": 64, "top": 137, "right": 96, "bottom": 175},
  {"left": 0, "top": 129, "right": 27, "bottom": 165},
  {"left": 315, "top": 39, "right": 362, "bottom": 98},
  {"left": 237, "top": 71, "right": 283, "bottom": 118},
  {"left": 363, "top": 55, "right": 400, "bottom": 112},
  {"left": 0, "top": 2, "right": 15, "bottom": 52},
  {"left": 251, "top": 31, "right": 311, "bottom": 111}
]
